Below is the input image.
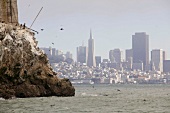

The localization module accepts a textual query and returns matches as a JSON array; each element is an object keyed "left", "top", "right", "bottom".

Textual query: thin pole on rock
[{"left": 30, "top": 7, "right": 43, "bottom": 29}]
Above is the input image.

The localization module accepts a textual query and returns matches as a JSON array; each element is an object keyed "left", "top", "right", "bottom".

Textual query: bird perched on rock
[{"left": 23, "top": 23, "right": 26, "bottom": 29}]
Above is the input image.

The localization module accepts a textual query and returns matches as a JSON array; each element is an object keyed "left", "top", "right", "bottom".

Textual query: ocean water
[{"left": 0, "top": 84, "right": 170, "bottom": 113}]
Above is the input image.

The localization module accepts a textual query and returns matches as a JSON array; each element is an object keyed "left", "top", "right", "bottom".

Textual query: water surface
[{"left": 0, "top": 84, "right": 170, "bottom": 113}]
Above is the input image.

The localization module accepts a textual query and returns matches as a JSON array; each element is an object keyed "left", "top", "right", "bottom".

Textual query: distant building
[
  {"left": 52, "top": 48, "right": 56, "bottom": 57},
  {"left": 77, "top": 45, "right": 87, "bottom": 64},
  {"left": 87, "top": 30, "right": 96, "bottom": 67},
  {"left": 127, "top": 57, "right": 133, "bottom": 70},
  {"left": 151, "top": 49, "right": 163, "bottom": 72},
  {"left": 109, "top": 49, "right": 123, "bottom": 63},
  {"left": 108, "top": 62, "right": 122, "bottom": 70},
  {"left": 126, "top": 49, "right": 133, "bottom": 70},
  {"left": 109, "top": 50, "right": 114, "bottom": 62},
  {"left": 163, "top": 51, "right": 166, "bottom": 61},
  {"left": 95, "top": 56, "right": 101, "bottom": 67},
  {"left": 66, "top": 51, "right": 72, "bottom": 59},
  {"left": 163, "top": 60, "right": 170, "bottom": 73},
  {"left": 41, "top": 48, "right": 66, "bottom": 63},
  {"left": 133, "top": 62, "right": 143, "bottom": 71},
  {"left": 126, "top": 49, "right": 133, "bottom": 62},
  {"left": 56, "top": 50, "right": 63, "bottom": 56},
  {"left": 132, "top": 32, "right": 149, "bottom": 70},
  {"left": 103, "top": 59, "right": 109, "bottom": 63},
  {"left": 41, "top": 47, "right": 52, "bottom": 57}
]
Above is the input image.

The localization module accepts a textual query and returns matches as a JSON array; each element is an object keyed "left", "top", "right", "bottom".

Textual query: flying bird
[
  {"left": 52, "top": 43, "right": 54, "bottom": 45},
  {"left": 41, "top": 29, "right": 44, "bottom": 31},
  {"left": 60, "top": 28, "right": 64, "bottom": 30}
]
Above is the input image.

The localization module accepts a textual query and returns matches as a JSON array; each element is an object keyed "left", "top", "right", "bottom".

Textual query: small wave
[
  {"left": 81, "top": 92, "right": 98, "bottom": 97},
  {"left": 0, "top": 98, "right": 5, "bottom": 100}
]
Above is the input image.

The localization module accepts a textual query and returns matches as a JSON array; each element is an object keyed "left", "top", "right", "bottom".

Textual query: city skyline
[{"left": 18, "top": 0, "right": 170, "bottom": 59}]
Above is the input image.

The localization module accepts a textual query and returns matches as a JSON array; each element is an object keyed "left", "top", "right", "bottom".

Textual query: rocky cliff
[{"left": 0, "top": 23, "right": 75, "bottom": 99}]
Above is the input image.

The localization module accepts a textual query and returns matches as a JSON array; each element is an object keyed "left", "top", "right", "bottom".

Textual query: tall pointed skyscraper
[
  {"left": 0, "top": 0, "right": 18, "bottom": 23},
  {"left": 87, "top": 30, "right": 96, "bottom": 67}
]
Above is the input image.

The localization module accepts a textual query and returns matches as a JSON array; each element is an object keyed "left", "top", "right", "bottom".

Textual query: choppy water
[{"left": 0, "top": 84, "right": 170, "bottom": 113}]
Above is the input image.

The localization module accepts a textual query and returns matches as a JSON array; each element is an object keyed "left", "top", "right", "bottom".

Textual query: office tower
[
  {"left": 133, "top": 62, "right": 143, "bottom": 71},
  {"left": 132, "top": 32, "right": 149, "bottom": 70},
  {"left": 126, "top": 49, "right": 133, "bottom": 62},
  {"left": 52, "top": 48, "right": 56, "bottom": 57},
  {"left": 151, "top": 49, "right": 163, "bottom": 72},
  {"left": 109, "top": 50, "right": 114, "bottom": 62},
  {"left": 109, "top": 49, "right": 123, "bottom": 63},
  {"left": 125, "top": 49, "right": 133, "bottom": 70},
  {"left": 163, "top": 51, "right": 166, "bottom": 61},
  {"left": 56, "top": 50, "right": 63, "bottom": 56},
  {"left": 77, "top": 44, "right": 87, "bottom": 64},
  {"left": 95, "top": 56, "right": 101, "bottom": 67},
  {"left": 103, "top": 59, "right": 109, "bottom": 63},
  {"left": 114, "top": 49, "right": 123, "bottom": 63},
  {"left": 0, "top": 0, "right": 18, "bottom": 23},
  {"left": 41, "top": 47, "right": 52, "bottom": 57},
  {"left": 163, "top": 60, "right": 170, "bottom": 73},
  {"left": 66, "top": 51, "right": 72, "bottom": 59},
  {"left": 87, "top": 30, "right": 96, "bottom": 67}
]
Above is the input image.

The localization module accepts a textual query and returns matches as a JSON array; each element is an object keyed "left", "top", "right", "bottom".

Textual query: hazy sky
[{"left": 18, "top": 0, "right": 170, "bottom": 60}]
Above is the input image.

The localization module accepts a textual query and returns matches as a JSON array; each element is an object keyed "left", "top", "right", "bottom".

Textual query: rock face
[{"left": 0, "top": 23, "right": 75, "bottom": 99}]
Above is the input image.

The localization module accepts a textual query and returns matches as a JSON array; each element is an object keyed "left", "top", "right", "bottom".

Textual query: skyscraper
[
  {"left": 0, "top": 0, "right": 18, "bottom": 23},
  {"left": 95, "top": 56, "right": 101, "bottom": 67},
  {"left": 109, "top": 49, "right": 123, "bottom": 63},
  {"left": 125, "top": 49, "right": 133, "bottom": 70},
  {"left": 66, "top": 51, "right": 73, "bottom": 59},
  {"left": 40, "top": 47, "right": 52, "bottom": 57},
  {"left": 109, "top": 50, "right": 114, "bottom": 62},
  {"left": 132, "top": 32, "right": 149, "bottom": 70},
  {"left": 87, "top": 30, "right": 96, "bottom": 67},
  {"left": 163, "top": 51, "right": 166, "bottom": 61},
  {"left": 125, "top": 49, "right": 133, "bottom": 62},
  {"left": 163, "top": 60, "right": 170, "bottom": 73},
  {"left": 77, "top": 44, "right": 87, "bottom": 64},
  {"left": 151, "top": 49, "right": 163, "bottom": 72}
]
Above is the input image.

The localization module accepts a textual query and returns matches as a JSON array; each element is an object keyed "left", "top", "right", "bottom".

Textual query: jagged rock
[{"left": 0, "top": 23, "right": 75, "bottom": 99}]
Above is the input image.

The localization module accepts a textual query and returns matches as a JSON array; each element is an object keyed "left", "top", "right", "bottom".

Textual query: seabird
[
  {"left": 60, "top": 28, "right": 64, "bottom": 30},
  {"left": 23, "top": 23, "right": 26, "bottom": 29}
]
